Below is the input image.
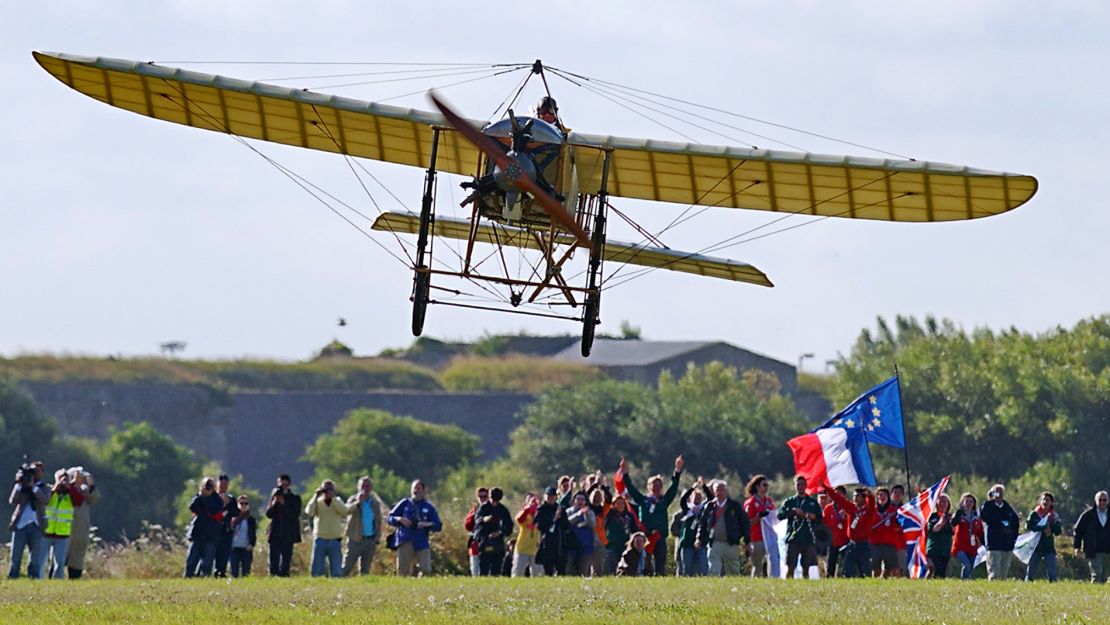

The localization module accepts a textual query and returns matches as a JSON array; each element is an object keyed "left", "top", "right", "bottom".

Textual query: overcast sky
[{"left": 3, "top": 2, "right": 1107, "bottom": 370}]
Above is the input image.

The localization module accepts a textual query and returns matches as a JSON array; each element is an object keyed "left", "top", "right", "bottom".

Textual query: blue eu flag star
[{"left": 816, "top": 376, "right": 905, "bottom": 448}]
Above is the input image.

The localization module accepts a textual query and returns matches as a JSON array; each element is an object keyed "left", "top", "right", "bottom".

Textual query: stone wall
[
  {"left": 22, "top": 381, "right": 232, "bottom": 465},
  {"left": 226, "top": 390, "right": 531, "bottom": 488},
  {"left": 21, "top": 382, "right": 532, "bottom": 491}
]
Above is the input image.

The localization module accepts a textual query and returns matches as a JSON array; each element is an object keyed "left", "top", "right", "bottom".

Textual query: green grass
[
  {"left": 1, "top": 577, "right": 1106, "bottom": 624},
  {"left": 440, "top": 354, "right": 600, "bottom": 393},
  {"left": 0, "top": 355, "right": 441, "bottom": 391}
]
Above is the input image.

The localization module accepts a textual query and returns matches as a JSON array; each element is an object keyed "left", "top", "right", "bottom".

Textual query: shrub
[{"left": 440, "top": 355, "right": 599, "bottom": 394}]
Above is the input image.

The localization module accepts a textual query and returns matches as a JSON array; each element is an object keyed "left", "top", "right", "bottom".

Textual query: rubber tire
[
  {"left": 580, "top": 293, "right": 598, "bottom": 357},
  {"left": 411, "top": 270, "right": 430, "bottom": 336}
]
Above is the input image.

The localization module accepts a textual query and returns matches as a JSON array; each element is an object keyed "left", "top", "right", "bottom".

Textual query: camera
[{"left": 15, "top": 457, "right": 35, "bottom": 485}]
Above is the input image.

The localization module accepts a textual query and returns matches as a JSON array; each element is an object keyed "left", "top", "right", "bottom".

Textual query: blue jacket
[
  {"left": 980, "top": 499, "right": 1020, "bottom": 551},
  {"left": 186, "top": 493, "right": 225, "bottom": 543},
  {"left": 388, "top": 498, "right": 442, "bottom": 551}
]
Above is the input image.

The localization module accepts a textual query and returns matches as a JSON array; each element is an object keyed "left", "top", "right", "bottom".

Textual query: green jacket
[
  {"left": 625, "top": 471, "right": 682, "bottom": 537},
  {"left": 777, "top": 494, "right": 823, "bottom": 544},
  {"left": 925, "top": 512, "right": 953, "bottom": 559},
  {"left": 1026, "top": 509, "right": 1062, "bottom": 554}
]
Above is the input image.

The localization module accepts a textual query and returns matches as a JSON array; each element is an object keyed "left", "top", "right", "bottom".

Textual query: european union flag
[{"left": 816, "top": 376, "right": 905, "bottom": 448}]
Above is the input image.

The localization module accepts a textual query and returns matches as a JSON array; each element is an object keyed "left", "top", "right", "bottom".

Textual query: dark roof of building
[{"left": 551, "top": 340, "right": 731, "bottom": 366}]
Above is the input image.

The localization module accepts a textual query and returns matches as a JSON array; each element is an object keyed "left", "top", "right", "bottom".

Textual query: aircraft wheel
[
  {"left": 580, "top": 292, "right": 599, "bottom": 357},
  {"left": 411, "top": 270, "right": 430, "bottom": 336}
]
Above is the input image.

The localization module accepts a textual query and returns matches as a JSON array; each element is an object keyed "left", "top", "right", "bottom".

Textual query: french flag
[{"left": 787, "top": 427, "right": 876, "bottom": 493}]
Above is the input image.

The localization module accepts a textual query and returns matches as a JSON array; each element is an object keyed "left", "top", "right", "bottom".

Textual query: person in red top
[
  {"left": 743, "top": 474, "right": 774, "bottom": 577},
  {"left": 951, "top": 492, "right": 985, "bottom": 580},
  {"left": 822, "top": 486, "right": 850, "bottom": 578},
  {"left": 825, "top": 485, "right": 876, "bottom": 578},
  {"left": 464, "top": 487, "right": 489, "bottom": 577},
  {"left": 869, "top": 487, "right": 903, "bottom": 578},
  {"left": 890, "top": 484, "right": 909, "bottom": 577}
]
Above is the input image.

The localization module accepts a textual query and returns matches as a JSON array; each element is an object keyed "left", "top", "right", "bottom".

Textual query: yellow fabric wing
[
  {"left": 35, "top": 51, "right": 1036, "bottom": 223},
  {"left": 566, "top": 133, "right": 1037, "bottom": 222},
  {"left": 371, "top": 211, "right": 772, "bottom": 287},
  {"left": 33, "top": 51, "right": 481, "bottom": 176}
]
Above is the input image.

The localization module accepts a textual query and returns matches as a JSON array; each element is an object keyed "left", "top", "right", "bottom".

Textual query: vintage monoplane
[{"left": 33, "top": 52, "right": 1038, "bottom": 356}]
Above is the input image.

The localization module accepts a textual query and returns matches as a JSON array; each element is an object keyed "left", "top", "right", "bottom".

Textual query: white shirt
[
  {"left": 15, "top": 486, "right": 40, "bottom": 530},
  {"left": 1097, "top": 508, "right": 1107, "bottom": 527}
]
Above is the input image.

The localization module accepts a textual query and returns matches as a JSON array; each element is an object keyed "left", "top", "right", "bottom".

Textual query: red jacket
[
  {"left": 743, "top": 496, "right": 775, "bottom": 542},
  {"left": 465, "top": 507, "right": 479, "bottom": 556},
  {"left": 870, "top": 503, "right": 904, "bottom": 547},
  {"left": 823, "top": 502, "right": 849, "bottom": 547},
  {"left": 827, "top": 488, "right": 876, "bottom": 543},
  {"left": 951, "top": 510, "right": 985, "bottom": 557}
]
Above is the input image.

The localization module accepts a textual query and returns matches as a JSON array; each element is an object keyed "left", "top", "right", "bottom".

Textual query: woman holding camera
[
  {"left": 951, "top": 492, "right": 985, "bottom": 580},
  {"left": 184, "top": 477, "right": 225, "bottom": 578}
]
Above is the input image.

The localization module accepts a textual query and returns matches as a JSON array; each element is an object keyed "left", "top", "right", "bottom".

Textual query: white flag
[{"left": 762, "top": 515, "right": 781, "bottom": 578}]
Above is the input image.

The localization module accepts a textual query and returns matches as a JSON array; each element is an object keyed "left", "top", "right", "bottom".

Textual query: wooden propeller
[{"left": 429, "top": 92, "right": 591, "bottom": 248}]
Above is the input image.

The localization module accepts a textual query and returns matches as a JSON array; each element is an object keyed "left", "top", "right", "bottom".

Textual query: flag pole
[{"left": 894, "top": 363, "right": 912, "bottom": 491}]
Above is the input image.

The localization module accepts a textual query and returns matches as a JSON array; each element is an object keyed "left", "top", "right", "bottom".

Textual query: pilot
[
  {"left": 532, "top": 96, "right": 563, "bottom": 197},
  {"left": 536, "top": 96, "right": 560, "bottom": 128}
]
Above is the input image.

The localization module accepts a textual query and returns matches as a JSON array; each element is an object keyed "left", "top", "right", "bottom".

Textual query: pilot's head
[{"left": 537, "top": 96, "right": 558, "bottom": 124}]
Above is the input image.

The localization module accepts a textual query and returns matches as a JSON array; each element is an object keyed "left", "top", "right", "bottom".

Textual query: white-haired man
[
  {"left": 695, "top": 479, "right": 750, "bottom": 576},
  {"left": 980, "top": 483, "right": 1020, "bottom": 580},
  {"left": 1074, "top": 490, "right": 1110, "bottom": 583}
]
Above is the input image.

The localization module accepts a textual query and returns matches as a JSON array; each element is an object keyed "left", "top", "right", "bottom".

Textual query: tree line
[{"left": 2, "top": 313, "right": 1106, "bottom": 547}]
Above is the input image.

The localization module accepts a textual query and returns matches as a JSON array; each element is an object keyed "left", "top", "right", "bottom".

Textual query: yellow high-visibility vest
[{"left": 44, "top": 492, "right": 75, "bottom": 537}]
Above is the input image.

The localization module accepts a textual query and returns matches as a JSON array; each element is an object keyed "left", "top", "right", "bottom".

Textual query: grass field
[{"left": 1, "top": 577, "right": 1106, "bottom": 624}]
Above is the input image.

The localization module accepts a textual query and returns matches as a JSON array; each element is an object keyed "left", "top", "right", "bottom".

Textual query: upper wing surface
[
  {"left": 33, "top": 51, "right": 480, "bottom": 175},
  {"left": 36, "top": 51, "right": 1036, "bottom": 223},
  {"left": 566, "top": 132, "right": 1037, "bottom": 222}
]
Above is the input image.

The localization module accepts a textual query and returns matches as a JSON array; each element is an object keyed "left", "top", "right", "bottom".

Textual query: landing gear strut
[
  {"left": 411, "top": 129, "right": 440, "bottom": 336},
  {"left": 581, "top": 150, "right": 612, "bottom": 357}
]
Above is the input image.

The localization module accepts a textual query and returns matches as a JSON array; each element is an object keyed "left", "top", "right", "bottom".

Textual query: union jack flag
[{"left": 897, "top": 475, "right": 950, "bottom": 579}]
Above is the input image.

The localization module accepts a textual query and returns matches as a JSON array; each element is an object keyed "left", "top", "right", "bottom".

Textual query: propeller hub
[{"left": 494, "top": 150, "right": 538, "bottom": 192}]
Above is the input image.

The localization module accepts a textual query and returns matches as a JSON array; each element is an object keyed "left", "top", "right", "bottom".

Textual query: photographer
[
  {"left": 65, "top": 468, "right": 99, "bottom": 579},
  {"left": 7, "top": 460, "right": 48, "bottom": 579},
  {"left": 184, "top": 477, "right": 224, "bottom": 578},
  {"left": 265, "top": 473, "right": 302, "bottom": 577},
  {"left": 980, "top": 483, "right": 1020, "bottom": 580},
  {"left": 42, "top": 468, "right": 86, "bottom": 579},
  {"left": 342, "top": 476, "right": 384, "bottom": 577},
  {"left": 305, "top": 479, "right": 348, "bottom": 577},
  {"left": 951, "top": 493, "right": 985, "bottom": 580}
]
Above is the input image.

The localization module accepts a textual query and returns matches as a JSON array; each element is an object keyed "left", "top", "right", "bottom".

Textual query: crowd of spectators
[
  {"left": 7, "top": 461, "right": 99, "bottom": 579},
  {"left": 10, "top": 458, "right": 1110, "bottom": 583}
]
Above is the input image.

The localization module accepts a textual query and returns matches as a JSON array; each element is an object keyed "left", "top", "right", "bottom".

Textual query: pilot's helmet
[{"left": 537, "top": 96, "right": 558, "bottom": 116}]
